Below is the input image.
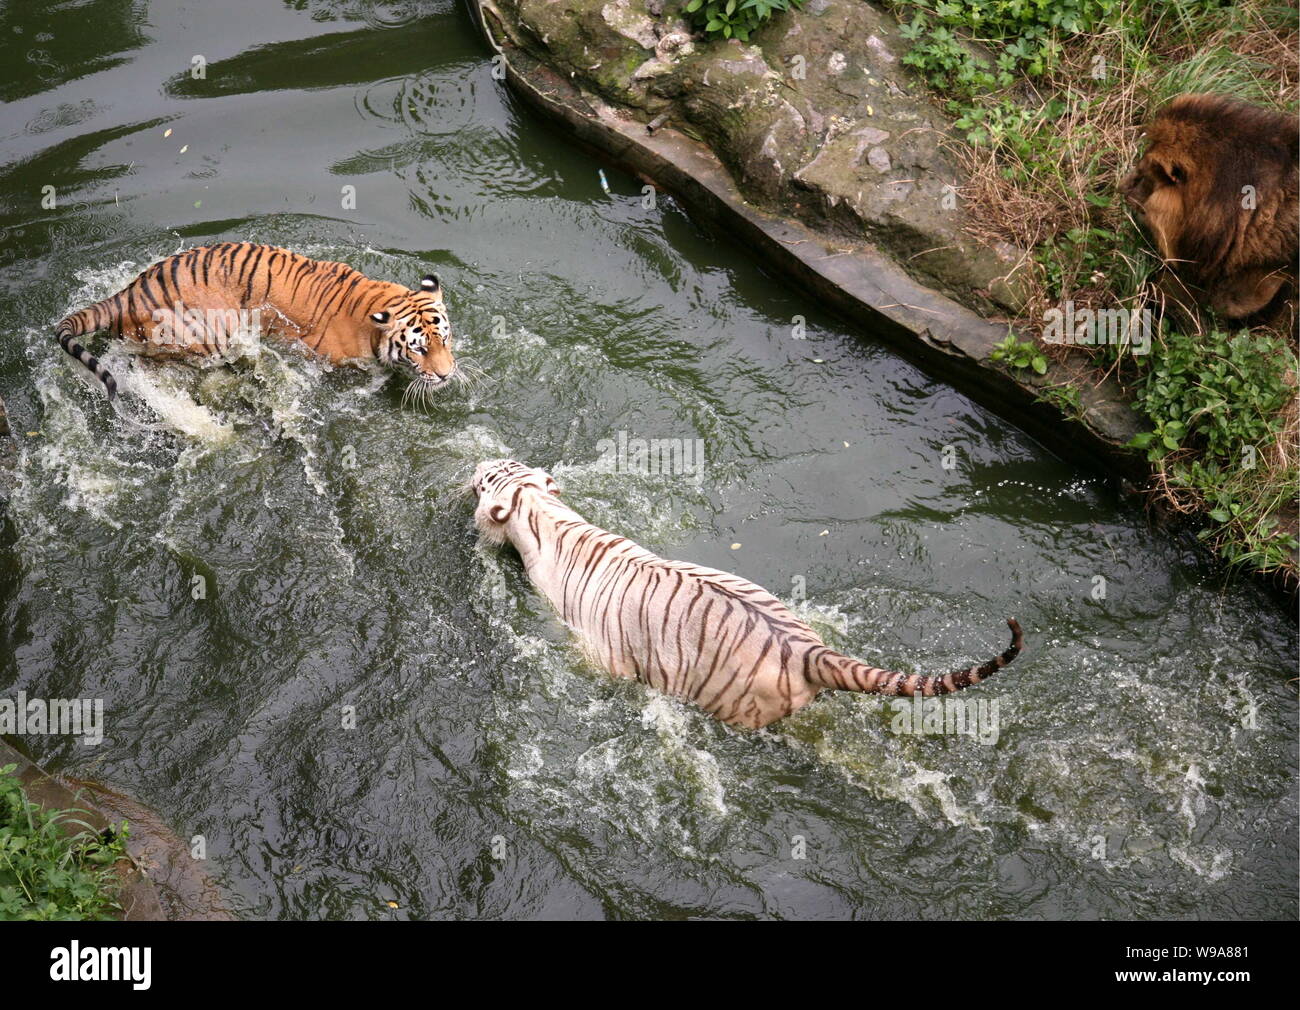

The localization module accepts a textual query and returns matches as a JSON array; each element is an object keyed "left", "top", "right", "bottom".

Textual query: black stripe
[{"left": 242, "top": 246, "right": 265, "bottom": 304}]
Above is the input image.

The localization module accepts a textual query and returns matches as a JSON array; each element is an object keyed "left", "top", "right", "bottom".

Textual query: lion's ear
[{"left": 1155, "top": 157, "right": 1186, "bottom": 185}]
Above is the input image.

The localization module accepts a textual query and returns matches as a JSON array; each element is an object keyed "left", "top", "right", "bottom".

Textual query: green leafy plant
[
  {"left": 1128, "top": 330, "right": 1292, "bottom": 460},
  {"left": 683, "top": 0, "right": 805, "bottom": 42},
  {"left": 1037, "top": 381, "right": 1084, "bottom": 417},
  {"left": 894, "top": 1, "right": 1126, "bottom": 96},
  {"left": 1127, "top": 417, "right": 1188, "bottom": 461},
  {"left": 1126, "top": 329, "right": 1299, "bottom": 572},
  {"left": 0, "top": 764, "right": 127, "bottom": 920},
  {"left": 951, "top": 98, "right": 1062, "bottom": 155},
  {"left": 991, "top": 333, "right": 1049, "bottom": 374}
]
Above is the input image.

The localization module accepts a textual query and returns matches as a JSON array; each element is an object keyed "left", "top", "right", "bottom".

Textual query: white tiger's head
[
  {"left": 471, "top": 459, "right": 561, "bottom": 545},
  {"left": 369, "top": 274, "right": 455, "bottom": 395}
]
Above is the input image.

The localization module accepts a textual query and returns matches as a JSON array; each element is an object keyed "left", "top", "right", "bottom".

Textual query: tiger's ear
[
  {"left": 418, "top": 274, "right": 441, "bottom": 294},
  {"left": 545, "top": 475, "right": 561, "bottom": 498},
  {"left": 370, "top": 311, "right": 391, "bottom": 325},
  {"left": 488, "top": 502, "right": 511, "bottom": 523}
]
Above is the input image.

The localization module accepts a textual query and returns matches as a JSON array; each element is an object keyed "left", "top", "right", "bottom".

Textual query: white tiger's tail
[{"left": 807, "top": 618, "right": 1023, "bottom": 697}]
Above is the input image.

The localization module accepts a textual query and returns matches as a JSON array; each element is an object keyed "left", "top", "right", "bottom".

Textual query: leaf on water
[
  {"left": 730, "top": 543, "right": 741, "bottom": 550},
  {"left": 179, "top": 145, "right": 188, "bottom": 154},
  {"left": 164, "top": 128, "right": 172, "bottom": 137}
]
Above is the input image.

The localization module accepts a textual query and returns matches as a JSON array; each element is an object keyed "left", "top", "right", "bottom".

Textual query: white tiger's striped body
[{"left": 472, "top": 459, "right": 1022, "bottom": 729}]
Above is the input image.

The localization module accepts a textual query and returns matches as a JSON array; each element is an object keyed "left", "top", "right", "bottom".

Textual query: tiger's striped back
[
  {"left": 472, "top": 459, "right": 1022, "bottom": 729},
  {"left": 54, "top": 243, "right": 455, "bottom": 399}
]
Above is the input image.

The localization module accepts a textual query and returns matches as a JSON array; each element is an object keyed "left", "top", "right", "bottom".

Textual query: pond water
[{"left": 1, "top": 0, "right": 1295, "bottom": 919}]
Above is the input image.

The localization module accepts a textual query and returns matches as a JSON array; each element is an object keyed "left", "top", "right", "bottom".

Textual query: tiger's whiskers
[{"left": 452, "top": 360, "right": 490, "bottom": 395}]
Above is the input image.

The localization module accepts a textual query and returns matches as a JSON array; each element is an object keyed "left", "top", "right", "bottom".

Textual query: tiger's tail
[
  {"left": 808, "top": 618, "right": 1023, "bottom": 697},
  {"left": 55, "top": 300, "right": 119, "bottom": 399}
]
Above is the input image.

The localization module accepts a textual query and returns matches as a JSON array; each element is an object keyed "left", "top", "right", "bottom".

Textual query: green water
[{"left": 0, "top": 0, "right": 1295, "bottom": 920}]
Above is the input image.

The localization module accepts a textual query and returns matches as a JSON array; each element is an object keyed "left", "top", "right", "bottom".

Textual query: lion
[{"left": 1120, "top": 93, "right": 1298, "bottom": 330}]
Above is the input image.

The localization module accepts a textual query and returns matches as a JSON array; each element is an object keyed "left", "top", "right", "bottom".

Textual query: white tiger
[{"left": 472, "top": 459, "right": 1023, "bottom": 729}]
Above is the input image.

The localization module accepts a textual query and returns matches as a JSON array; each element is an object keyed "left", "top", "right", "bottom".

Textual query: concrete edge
[{"left": 468, "top": 0, "right": 1149, "bottom": 479}]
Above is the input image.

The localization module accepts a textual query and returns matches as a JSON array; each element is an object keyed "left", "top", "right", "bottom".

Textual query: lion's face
[
  {"left": 370, "top": 275, "right": 455, "bottom": 389},
  {"left": 1120, "top": 93, "right": 1298, "bottom": 322},
  {"left": 1120, "top": 124, "right": 1193, "bottom": 263}
]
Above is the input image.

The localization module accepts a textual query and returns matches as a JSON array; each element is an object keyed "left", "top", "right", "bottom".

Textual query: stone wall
[{"left": 486, "top": 0, "right": 1027, "bottom": 313}]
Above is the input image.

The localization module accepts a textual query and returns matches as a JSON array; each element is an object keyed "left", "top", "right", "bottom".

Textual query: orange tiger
[{"left": 55, "top": 242, "right": 455, "bottom": 399}]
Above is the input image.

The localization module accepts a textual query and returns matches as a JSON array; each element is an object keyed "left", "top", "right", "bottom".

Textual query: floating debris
[{"left": 597, "top": 168, "right": 611, "bottom": 196}]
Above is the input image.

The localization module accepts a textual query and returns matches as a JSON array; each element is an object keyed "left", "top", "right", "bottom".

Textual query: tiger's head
[
  {"left": 471, "top": 459, "right": 562, "bottom": 545},
  {"left": 369, "top": 274, "right": 455, "bottom": 391}
]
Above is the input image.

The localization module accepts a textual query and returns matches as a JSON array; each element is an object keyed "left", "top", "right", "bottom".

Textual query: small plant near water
[
  {"left": 683, "top": 0, "right": 805, "bottom": 42},
  {"left": 991, "top": 333, "right": 1048, "bottom": 374},
  {"left": 0, "top": 763, "right": 127, "bottom": 920},
  {"left": 1037, "top": 381, "right": 1084, "bottom": 418},
  {"left": 1127, "top": 329, "right": 1299, "bottom": 573}
]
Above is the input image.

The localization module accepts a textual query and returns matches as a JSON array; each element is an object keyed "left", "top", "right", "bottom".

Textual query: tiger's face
[
  {"left": 472, "top": 459, "right": 561, "bottom": 545},
  {"left": 369, "top": 274, "right": 455, "bottom": 389}
]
